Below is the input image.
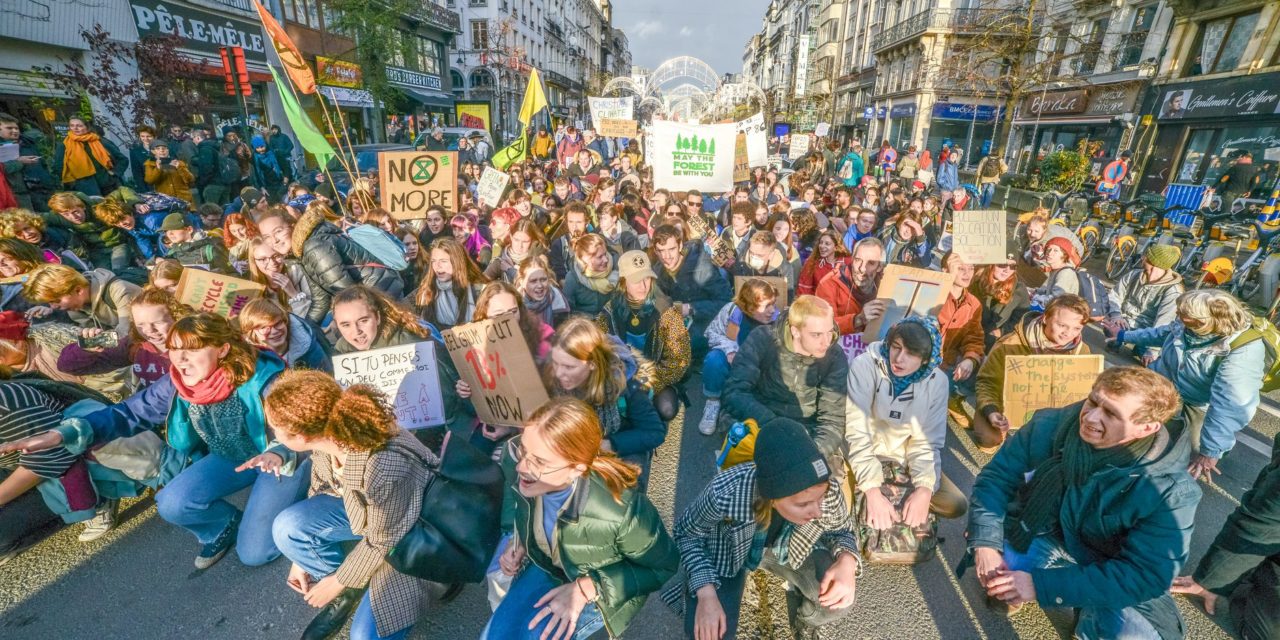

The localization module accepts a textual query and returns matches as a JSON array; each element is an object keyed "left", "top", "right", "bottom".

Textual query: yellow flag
[{"left": 517, "top": 69, "right": 548, "bottom": 127}]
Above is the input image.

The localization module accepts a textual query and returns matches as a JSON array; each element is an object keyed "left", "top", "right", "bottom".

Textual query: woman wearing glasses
[
  {"left": 246, "top": 237, "right": 315, "bottom": 321},
  {"left": 484, "top": 397, "right": 679, "bottom": 640},
  {"left": 237, "top": 298, "right": 332, "bottom": 373}
]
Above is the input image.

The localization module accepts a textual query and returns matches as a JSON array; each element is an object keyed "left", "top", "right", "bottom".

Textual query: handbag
[
  {"left": 855, "top": 461, "right": 938, "bottom": 565},
  {"left": 387, "top": 433, "right": 505, "bottom": 583}
]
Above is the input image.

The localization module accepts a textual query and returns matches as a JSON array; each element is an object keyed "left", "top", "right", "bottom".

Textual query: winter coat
[
  {"left": 838, "top": 152, "right": 865, "bottom": 187},
  {"left": 975, "top": 313, "right": 1091, "bottom": 422},
  {"left": 129, "top": 143, "right": 152, "bottom": 187},
  {"left": 43, "top": 199, "right": 125, "bottom": 268},
  {"left": 898, "top": 154, "right": 920, "bottom": 180},
  {"left": 729, "top": 247, "right": 796, "bottom": 298},
  {"left": 1108, "top": 269, "right": 1182, "bottom": 357},
  {"left": 813, "top": 263, "right": 872, "bottom": 336},
  {"left": 144, "top": 160, "right": 195, "bottom": 203},
  {"left": 596, "top": 297, "right": 690, "bottom": 393},
  {"left": 282, "top": 314, "right": 333, "bottom": 373},
  {"left": 562, "top": 263, "right": 616, "bottom": 318},
  {"left": 3, "top": 146, "right": 33, "bottom": 209},
  {"left": 937, "top": 289, "right": 985, "bottom": 369},
  {"left": 67, "top": 269, "right": 140, "bottom": 338},
  {"left": 54, "top": 136, "right": 127, "bottom": 196},
  {"left": 798, "top": 255, "right": 851, "bottom": 297},
  {"left": 290, "top": 208, "right": 405, "bottom": 314},
  {"left": 1123, "top": 322, "right": 1265, "bottom": 459},
  {"left": 967, "top": 401, "right": 1202, "bottom": 639},
  {"left": 508, "top": 468, "right": 679, "bottom": 637},
  {"left": 936, "top": 158, "right": 960, "bottom": 192},
  {"left": 720, "top": 321, "right": 847, "bottom": 457},
  {"left": 1030, "top": 267, "right": 1080, "bottom": 309},
  {"left": 845, "top": 340, "right": 948, "bottom": 492},
  {"left": 972, "top": 281, "right": 1031, "bottom": 346},
  {"left": 653, "top": 242, "right": 733, "bottom": 329},
  {"left": 192, "top": 139, "right": 220, "bottom": 187},
  {"left": 704, "top": 302, "right": 779, "bottom": 357},
  {"left": 57, "top": 335, "right": 170, "bottom": 387},
  {"left": 164, "top": 235, "right": 232, "bottom": 274},
  {"left": 879, "top": 226, "right": 931, "bottom": 267}
]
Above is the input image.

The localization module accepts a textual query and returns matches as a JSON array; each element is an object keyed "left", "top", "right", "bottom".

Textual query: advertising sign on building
[
  {"left": 794, "top": 35, "right": 811, "bottom": 98},
  {"left": 316, "top": 57, "right": 362, "bottom": 89},
  {"left": 130, "top": 1, "right": 267, "bottom": 63},
  {"left": 386, "top": 66, "right": 442, "bottom": 91}
]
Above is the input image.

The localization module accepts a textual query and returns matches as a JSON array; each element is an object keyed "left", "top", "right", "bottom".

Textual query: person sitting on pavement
[
  {"left": 56, "top": 285, "right": 190, "bottom": 389},
  {"left": 562, "top": 233, "right": 618, "bottom": 318},
  {"left": 878, "top": 212, "right": 931, "bottom": 267},
  {"left": 665, "top": 418, "right": 860, "bottom": 640},
  {"left": 815, "top": 236, "right": 886, "bottom": 336},
  {"left": 698, "top": 278, "right": 782, "bottom": 436},
  {"left": 291, "top": 201, "right": 405, "bottom": 308},
  {"left": 797, "top": 230, "right": 851, "bottom": 296},
  {"left": 1102, "top": 244, "right": 1185, "bottom": 364},
  {"left": 650, "top": 224, "right": 733, "bottom": 358},
  {"left": 1110, "top": 289, "right": 1265, "bottom": 481},
  {"left": 516, "top": 254, "right": 570, "bottom": 329},
  {"left": 937, "top": 251, "right": 986, "bottom": 428},
  {"left": 719, "top": 295, "right": 846, "bottom": 458},
  {"left": 1029, "top": 236, "right": 1081, "bottom": 310},
  {"left": 966, "top": 366, "right": 1200, "bottom": 639},
  {"left": 45, "top": 191, "right": 123, "bottom": 269},
  {"left": 157, "top": 212, "right": 232, "bottom": 274},
  {"left": 972, "top": 294, "right": 1092, "bottom": 452},
  {"left": 23, "top": 262, "right": 140, "bottom": 338},
  {"left": 412, "top": 237, "right": 488, "bottom": 330},
  {"left": 969, "top": 253, "right": 1030, "bottom": 350},
  {"left": 846, "top": 316, "right": 969, "bottom": 522},
  {"left": 719, "top": 202, "right": 757, "bottom": 260},
  {"left": 730, "top": 230, "right": 796, "bottom": 299},
  {"left": 235, "top": 298, "right": 331, "bottom": 374}
]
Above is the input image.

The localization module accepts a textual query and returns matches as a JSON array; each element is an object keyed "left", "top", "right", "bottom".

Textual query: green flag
[
  {"left": 491, "top": 135, "right": 527, "bottom": 171},
  {"left": 269, "top": 66, "right": 336, "bottom": 166}
]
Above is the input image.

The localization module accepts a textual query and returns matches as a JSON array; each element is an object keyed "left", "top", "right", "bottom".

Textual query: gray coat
[{"left": 1108, "top": 269, "right": 1182, "bottom": 356}]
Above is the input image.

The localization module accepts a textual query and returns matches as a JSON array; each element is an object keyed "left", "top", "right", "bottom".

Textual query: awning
[{"left": 401, "top": 88, "right": 456, "bottom": 108}]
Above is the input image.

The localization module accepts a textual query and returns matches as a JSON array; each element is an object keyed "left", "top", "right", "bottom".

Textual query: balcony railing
[{"left": 872, "top": 8, "right": 1031, "bottom": 52}]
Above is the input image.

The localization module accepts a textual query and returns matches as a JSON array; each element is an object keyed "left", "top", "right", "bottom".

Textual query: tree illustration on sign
[
  {"left": 709, "top": 139, "right": 716, "bottom": 154},
  {"left": 690, "top": 134, "right": 699, "bottom": 151}
]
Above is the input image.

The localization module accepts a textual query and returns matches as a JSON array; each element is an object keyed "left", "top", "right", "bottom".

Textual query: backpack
[
  {"left": 856, "top": 461, "right": 939, "bottom": 564},
  {"left": 217, "top": 153, "right": 240, "bottom": 185},
  {"left": 980, "top": 158, "right": 1001, "bottom": 179},
  {"left": 1229, "top": 315, "right": 1280, "bottom": 392},
  {"left": 346, "top": 224, "right": 409, "bottom": 271},
  {"left": 716, "top": 418, "right": 759, "bottom": 469},
  {"left": 1073, "top": 269, "right": 1112, "bottom": 320},
  {"left": 837, "top": 157, "right": 854, "bottom": 181}
]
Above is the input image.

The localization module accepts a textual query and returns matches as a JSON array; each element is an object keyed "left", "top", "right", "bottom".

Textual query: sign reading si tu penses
[
  {"left": 442, "top": 311, "right": 549, "bottom": 427},
  {"left": 1003, "top": 355, "right": 1103, "bottom": 430},
  {"left": 379, "top": 151, "right": 457, "bottom": 219},
  {"left": 333, "top": 342, "right": 447, "bottom": 429},
  {"left": 174, "top": 269, "right": 263, "bottom": 317},
  {"left": 951, "top": 210, "right": 1007, "bottom": 264}
]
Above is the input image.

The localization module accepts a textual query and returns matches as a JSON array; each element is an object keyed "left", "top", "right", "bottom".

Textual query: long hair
[
  {"left": 0, "top": 238, "right": 45, "bottom": 274},
  {"left": 332, "top": 285, "right": 432, "bottom": 343},
  {"left": 972, "top": 264, "right": 1017, "bottom": 305},
  {"left": 525, "top": 397, "right": 639, "bottom": 502},
  {"left": 413, "top": 237, "right": 489, "bottom": 313},
  {"left": 236, "top": 298, "right": 291, "bottom": 350},
  {"left": 127, "top": 285, "right": 194, "bottom": 358},
  {"left": 542, "top": 316, "right": 625, "bottom": 407},
  {"left": 166, "top": 313, "right": 258, "bottom": 387},
  {"left": 264, "top": 369, "right": 399, "bottom": 452},
  {"left": 245, "top": 237, "right": 292, "bottom": 309},
  {"left": 222, "top": 213, "right": 259, "bottom": 249},
  {"left": 474, "top": 281, "right": 547, "bottom": 360}
]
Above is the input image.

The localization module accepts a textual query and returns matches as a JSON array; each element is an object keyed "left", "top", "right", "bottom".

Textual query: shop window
[
  {"left": 472, "top": 20, "right": 489, "bottom": 50},
  {"left": 1175, "top": 128, "right": 1219, "bottom": 184},
  {"left": 1187, "top": 10, "right": 1261, "bottom": 76},
  {"left": 1199, "top": 126, "right": 1280, "bottom": 195},
  {"left": 1115, "top": 5, "right": 1155, "bottom": 68}
]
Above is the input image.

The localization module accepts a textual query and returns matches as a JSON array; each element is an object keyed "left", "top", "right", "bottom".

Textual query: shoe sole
[{"left": 194, "top": 547, "right": 230, "bottom": 570}]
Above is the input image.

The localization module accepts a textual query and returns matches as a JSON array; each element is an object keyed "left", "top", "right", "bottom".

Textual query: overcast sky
[{"left": 612, "top": 0, "right": 771, "bottom": 76}]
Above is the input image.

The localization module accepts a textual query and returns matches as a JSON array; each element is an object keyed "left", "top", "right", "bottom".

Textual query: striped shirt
[{"left": 0, "top": 383, "right": 74, "bottom": 479}]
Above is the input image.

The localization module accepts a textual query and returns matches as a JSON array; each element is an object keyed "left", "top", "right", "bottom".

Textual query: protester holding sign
[
  {"left": 936, "top": 252, "right": 986, "bottom": 427},
  {"left": 815, "top": 237, "right": 886, "bottom": 336}
]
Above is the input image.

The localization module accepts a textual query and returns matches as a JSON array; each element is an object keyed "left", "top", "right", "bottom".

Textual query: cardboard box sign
[
  {"left": 174, "top": 269, "right": 264, "bottom": 317},
  {"left": 333, "top": 341, "right": 447, "bottom": 430},
  {"left": 379, "top": 150, "right": 458, "bottom": 219},
  {"left": 599, "top": 118, "right": 638, "bottom": 138},
  {"left": 863, "top": 264, "right": 955, "bottom": 341},
  {"left": 951, "top": 210, "right": 1008, "bottom": 264},
  {"left": 442, "top": 311, "right": 550, "bottom": 427},
  {"left": 1003, "top": 355, "right": 1104, "bottom": 430}
]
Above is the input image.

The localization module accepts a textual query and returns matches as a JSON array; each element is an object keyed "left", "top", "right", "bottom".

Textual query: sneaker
[
  {"left": 195, "top": 509, "right": 242, "bottom": 570},
  {"left": 698, "top": 399, "right": 721, "bottom": 435},
  {"left": 77, "top": 499, "right": 119, "bottom": 542}
]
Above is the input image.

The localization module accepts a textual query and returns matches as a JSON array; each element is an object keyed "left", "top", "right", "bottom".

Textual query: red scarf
[{"left": 171, "top": 366, "right": 234, "bottom": 405}]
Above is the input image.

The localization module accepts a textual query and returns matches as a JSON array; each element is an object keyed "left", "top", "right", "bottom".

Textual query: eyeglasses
[
  {"left": 688, "top": 200, "right": 703, "bottom": 207},
  {"left": 254, "top": 254, "right": 284, "bottom": 266},
  {"left": 508, "top": 436, "right": 571, "bottom": 481}
]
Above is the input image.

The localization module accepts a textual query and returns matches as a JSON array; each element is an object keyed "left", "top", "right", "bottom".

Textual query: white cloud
[
  {"left": 630, "top": 19, "right": 663, "bottom": 39},
  {"left": 679, "top": 26, "right": 693, "bottom": 37}
]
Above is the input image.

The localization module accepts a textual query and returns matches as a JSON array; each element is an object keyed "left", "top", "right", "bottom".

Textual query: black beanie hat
[{"left": 754, "top": 418, "right": 831, "bottom": 499}]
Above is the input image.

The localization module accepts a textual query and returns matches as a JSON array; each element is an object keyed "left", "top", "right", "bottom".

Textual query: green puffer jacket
[{"left": 510, "top": 472, "right": 680, "bottom": 637}]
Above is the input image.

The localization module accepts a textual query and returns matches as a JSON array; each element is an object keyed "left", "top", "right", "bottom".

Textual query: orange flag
[{"left": 253, "top": 0, "right": 316, "bottom": 94}]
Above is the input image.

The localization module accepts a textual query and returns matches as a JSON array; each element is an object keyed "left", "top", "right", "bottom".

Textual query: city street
[{"left": 0, "top": 315, "right": 1269, "bottom": 639}]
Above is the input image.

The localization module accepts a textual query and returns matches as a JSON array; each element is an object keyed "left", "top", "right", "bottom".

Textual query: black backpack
[
  {"left": 217, "top": 153, "right": 240, "bottom": 185},
  {"left": 1073, "top": 269, "right": 1112, "bottom": 319}
]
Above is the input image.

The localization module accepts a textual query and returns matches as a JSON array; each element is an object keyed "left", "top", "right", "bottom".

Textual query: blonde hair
[
  {"left": 149, "top": 258, "right": 184, "bottom": 286},
  {"left": 1176, "top": 289, "right": 1252, "bottom": 337},
  {"left": 237, "top": 298, "right": 289, "bottom": 341},
  {"left": 23, "top": 263, "right": 88, "bottom": 303},
  {"left": 787, "top": 294, "right": 833, "bottom": 328},
  {"left": 94, "top": 199, "right": 132, "bottom": 226},
  {"left": 47, "top": 192, "right": 85, "bottom": 214},
  {"left": 0, "top": 209, "right": 45, "bottom": 239},
  {"left": 525, "top": 397, "right": 639, "bottom": 502},
  {"left": 264, "top": 370, "right": 399, "bottom": 451},
  {"left": 542, "top": 316, "right": 624, "bottom": 407}
]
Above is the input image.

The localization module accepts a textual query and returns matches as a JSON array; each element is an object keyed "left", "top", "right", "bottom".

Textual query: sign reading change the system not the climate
[
  {"left": 652, "top": 120, "right": 736, "bottom": 193},
  {"left": 1003, "top": 355, "right": 1103, "bottom": 430},
  {"left": 333, "top": 341, "right": 447, "bottom": 430},
  {"left": 379, "top": 151, "right": 457, "bottom": 219},
  {"left": 442, "top": 311, "right": 549, "bottom": 427}
]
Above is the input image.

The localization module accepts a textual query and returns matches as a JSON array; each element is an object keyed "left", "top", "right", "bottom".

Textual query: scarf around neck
[
  {"left": 171, "top": 365, "right": 234, "bottom": 405},
  {"left": 1027, "top": 316, "right": 1082, "bottom": 353},
  {"left": 880, "top": 316, "right": 943, "bottom": 398},
  {"left": 62, "top": 132, "right": 114, "bottom": 182},
  {"left": 578, "top": 253, "right": 617, "bottom": 294}
]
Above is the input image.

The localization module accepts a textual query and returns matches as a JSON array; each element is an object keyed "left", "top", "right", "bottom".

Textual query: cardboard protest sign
[
  {"left": 864, "top": 264, "right": 955, "bottom": 340},
  {"left": 1003, "top": 355, "right": 1104, "bottom": 430},
  {"left": 442, "top": 311, "right": 549, "bottom": 427},
  {"left": 815, "top": 122, "right": 830, "bottom": 137},
  {"left": 951, "top": 210, "right": 1008, "bottom": 264},
  {"left": 379, "top": 150, "right": 457, "bottom": 219},
  {"left": 735, "top": 112, "right": 768, "bottom": 167},
  {"left": 789, "top": 134, "right": 811, "bottom": 158},
  {"left": 174, "top": 269, "right": 264, "bottom": 317},
  {"left": 651, "top": 120, "right": 736, "bottom": 193},
  {"left": 333, "top": 341, "right": 447, "bottom": 429},
  {"left": 588, "top": 96, "right": 633, "bottom": 131},
  {"left": 734, "top": 275, "right": 790, "bottom": 309},
  {"left": 599, "top": 118, "right": 638, "bottom": 138},
  {"left": 476, "top": 166, "right": 511, "bottom": 207},
  {"left": 733, "top": 133, "right": 750, "bottom": 183},
  {"left": 838, "top": 332, "right": 868, "bottom": 363},
  {"left": 767, "top": 154, "right": 784, "bottom": 169}
]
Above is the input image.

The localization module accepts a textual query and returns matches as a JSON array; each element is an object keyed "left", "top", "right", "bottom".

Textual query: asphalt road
[{"left": 1, "top": 273, "right": 1272, "bottom": 639}]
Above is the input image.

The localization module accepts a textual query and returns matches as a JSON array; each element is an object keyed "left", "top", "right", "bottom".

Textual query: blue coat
[
  {"left": 968, "top": 401, "right": 1202, "bottom": 638},
  {"left": 937, "top": 159, "right": 960, "bottom": 191},
  {"left": 1123, "top": 322, "right": 1264, "bottom": 459}
]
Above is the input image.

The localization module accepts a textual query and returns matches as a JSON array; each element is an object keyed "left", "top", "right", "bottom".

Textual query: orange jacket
[
  {"left": 938, "top": 289, "right": 986, "bottom": 368},
  {"left": 814, "top": 265, "right": 865, "bottom": 335}
]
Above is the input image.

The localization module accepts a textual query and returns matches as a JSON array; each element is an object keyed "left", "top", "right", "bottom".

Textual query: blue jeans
[
  {"left": 482, "top": 563, "right": 604, "bottom": 640},
  {"left": 980, "top": 182, "right": 996, "bottom": 208},
  {"left": 352, "top": 591, "right": 409, "bottom": 640},
  {"left": 154, "top": 453, "right": 310, "bottom": 566},
  {"left": 1004, "top": 538, "right": 1160, "bottom": 640},
  {"left": 702, "top": 349, "right": 732, "bottom": 398}
]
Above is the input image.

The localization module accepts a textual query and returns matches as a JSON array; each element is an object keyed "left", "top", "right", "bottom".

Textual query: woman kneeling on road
[{"left": 268, "top": 370, "right": 439, "bottom": 640}]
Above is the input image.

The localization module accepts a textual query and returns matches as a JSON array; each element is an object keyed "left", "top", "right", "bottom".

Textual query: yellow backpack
[{"left": 716, "top": 419, "right": 759, "bottom": 469}]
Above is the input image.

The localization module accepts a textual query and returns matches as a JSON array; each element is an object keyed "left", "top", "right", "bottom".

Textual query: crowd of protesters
[{"left": 0, "top": 112, "right": 1277, "bottom": 640}]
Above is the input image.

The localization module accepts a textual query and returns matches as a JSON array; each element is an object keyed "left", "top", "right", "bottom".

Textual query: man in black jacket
[
  {"left": 651, "top": 225, "right": 732, "bottom": 358},
  {"left": 190, "top": 127, "right": 225, "bottom": 206}
]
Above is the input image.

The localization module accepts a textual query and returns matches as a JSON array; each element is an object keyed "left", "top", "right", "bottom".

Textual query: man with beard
[
  {"left": 815, "top": 237, "right": 886, "bottom": 335},
  {"left": 651, "top": 224, "right": 732, "bottom": 358}
]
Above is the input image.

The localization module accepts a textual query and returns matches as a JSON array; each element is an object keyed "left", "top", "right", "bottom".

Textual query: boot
[
  {"left": 948, "top": 395, "right": 971, "bottom": 429},
  {"left": 301, "top": 587, "right": 365, "bottom": 640}
]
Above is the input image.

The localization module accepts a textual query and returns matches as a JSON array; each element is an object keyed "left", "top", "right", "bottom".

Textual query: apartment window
[
  {"left": 472, "top": 20, "right": 489, "bottom": 49},
  {"left": 1075, "top": 17, "right": 1108, "bottom": 75},
  {"left": 1116, "top": 5, "right": 1156, "bottom": 68},
  {"left": 470, "top": 69, "right": 495, "bottom": 89},
  {"left": 1188, "top": 11, "right": 1261, "bottom": 76},
  {"left": 469, "top": 0, "right": 486, "bottom": 6},
  {"left": 389, "top": 31, "right": 406, "bottom": 67}
]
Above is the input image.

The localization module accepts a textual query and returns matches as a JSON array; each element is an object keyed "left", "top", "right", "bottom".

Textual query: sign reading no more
[{"left": 379, "top": 151, "right": 458, "bottom": 219}]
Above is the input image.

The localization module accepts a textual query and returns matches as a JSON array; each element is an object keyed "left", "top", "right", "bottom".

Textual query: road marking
[{"left": 1235, "top": 430, "right": 1273, "bottom": 456}]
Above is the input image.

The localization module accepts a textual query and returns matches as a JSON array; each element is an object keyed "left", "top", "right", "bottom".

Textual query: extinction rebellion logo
[{"left": 673, "top": 133, "right": 717, "bottom": 178}]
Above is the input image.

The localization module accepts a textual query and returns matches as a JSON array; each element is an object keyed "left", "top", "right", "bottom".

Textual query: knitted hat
[
  {"left": 1145, "top": 244, "right": 1181, "bottom": 271},
  {"left": 754, "top": 418, "right": 831, "bottom": 499},
  {"left": 160, "top": 213, "right": 189, "bottom": 232},
  {"left": 240, "top": 186, "right": 264, "bottom": 208},
  {"left": 1044, "top": 236, "right": 1081, "bottom": 267},
  {"left": 0, "top": 311, "right": 29, "bottom": 342}
]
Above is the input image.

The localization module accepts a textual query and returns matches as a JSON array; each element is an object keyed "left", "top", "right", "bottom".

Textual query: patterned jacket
[
  {"left": 309, "top": 431, "right": 437, "bottom": 638},
  {"left": 661, "top": 463, "right": 858, "bottom": 612}
]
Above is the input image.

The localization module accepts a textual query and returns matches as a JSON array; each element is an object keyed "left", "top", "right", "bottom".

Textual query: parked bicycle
[{"left": 1104, "top": 201, "right": 1190, "bottom": 280}]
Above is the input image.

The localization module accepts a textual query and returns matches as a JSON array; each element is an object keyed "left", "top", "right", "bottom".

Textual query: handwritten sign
[
  {"left": 442, "top": 311, "right": 549, "bottom": 427},
  {"left": 733, "top": 133, "right": 749, "bottom": 183},
  {"left": 379, "top": 150, "right": 457, "bottom": 219},
  {"left": 734, "top": 275, "right": 789, "bottom": 310},
  {"left": 789, "top": 134, "right": 811, "bottom": 158},
  {"left": 838, "top": 332, "right": 867, "bottom": 362},
  {"left": 951, "top": 210, "right": 1007, "bottom": 264},
  {"left": 588, "top": 96, "right": 633, "bottom": 131},
  {"left": 333, "top": 341, "right": 446, "bottom": 429},
  {"left": 599, "top": 118, "right": 638, "bottom": 138},
  {"left": 864, "top": 264, "right": 955, "bottom": 340},
  {"left": 476, "top": 166, "right": 510, "bottom": 207},
  {"left": 1003, "top": 355, "right": 1103, "bottom": 430},
  {"left": 735, "top": 112, "right": 768, "bottom": 167},
  {"left": 174, "top": 268, "right": 263, "bottom": 317},
  {"left": 815, "top": 122, "right": 830, "bottom": 137},
  {"left": 767, "top": 154, "right": 784, "bottom": 169}
]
